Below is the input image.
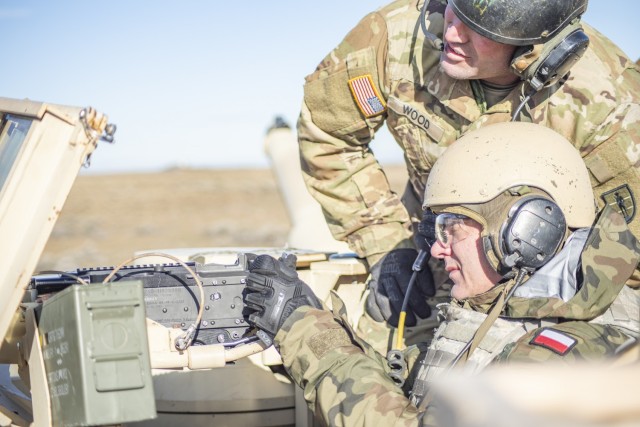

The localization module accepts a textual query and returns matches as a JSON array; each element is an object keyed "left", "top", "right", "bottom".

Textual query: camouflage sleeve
[
  {"left": 496, "top": 322, "right": 633, "bottom": 363},
  {"left": 276, "top": 305, "right": 422, "bottom": 426},
  {"left": 297, "top": 10, "right": 413, "bottom": 258},
  {"left": 562, "top": 34, "right": 640, "bottom": 284},
  {"left": 583, "top": 69, "right": 640, "bottom": 285}
]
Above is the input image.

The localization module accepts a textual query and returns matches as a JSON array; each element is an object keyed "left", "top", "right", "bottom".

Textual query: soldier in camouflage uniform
[
  {"left": 244, "top": 123, "right": 640, "bottom": 426},
  {"left": 298, "top": 0, "right": 640, "bottom": 342}
]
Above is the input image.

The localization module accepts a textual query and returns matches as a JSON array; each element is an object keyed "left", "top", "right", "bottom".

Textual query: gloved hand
[
  {"left": 415, "top": 208, "right": 437, "bottom": 252},
  {"left": 365, "top": 248, "right": 435, "bottom": 327},
  {"left": 244, "top": 253, "right": 322, "bottom": 339}
]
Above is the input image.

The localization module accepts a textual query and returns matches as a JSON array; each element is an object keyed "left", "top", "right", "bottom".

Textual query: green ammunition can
[{"left": 38, "top": 280, "right": 156, "bottom": 426}]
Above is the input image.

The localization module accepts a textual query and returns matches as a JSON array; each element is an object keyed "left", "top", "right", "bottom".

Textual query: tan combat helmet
[{"left": 424, "top": 122, "right": 596, "bottom": 274}]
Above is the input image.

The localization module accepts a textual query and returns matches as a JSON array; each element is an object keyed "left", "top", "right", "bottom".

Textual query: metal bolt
[
  {"left": 230, "top": 304, "right": 235, "bottom": 309},
  {"left": 183, "top": 307, "right": 189, "bottom": 312},
  {"left": 205, "top": 305, "right": 210, "bottom": 311},
  {"left": 162, "top": 308, "right": 167, "bottom": 313},
  {"left": 235, "top": 319, "right": 241, "bottom": 325},
  {"left": 222, "top": 279, "right": 227, "bottom": 284},
  {"left": 202, "top": 321, "right": 208, "bottom": 327},
  {"left": 212, "top": 292, "right": 221, "bottom": 301},
  {"left": 217, "top": 334, "right": 226, "bottom": 343}
]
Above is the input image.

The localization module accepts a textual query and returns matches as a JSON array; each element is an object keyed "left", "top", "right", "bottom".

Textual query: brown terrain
[
  {"left": 33, "top": 57, "right": 640, "bottom": 273},
  {"left": 37, "top": 165, "right": 408, "bottom": 271}
]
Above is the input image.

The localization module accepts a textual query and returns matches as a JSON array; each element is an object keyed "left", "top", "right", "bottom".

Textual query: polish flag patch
[
  {"left": 348, "top": 75, "right": 386, "bottom": 118},
  {"left": 530, "top": 328, "right": 577, "bottom": 355}
]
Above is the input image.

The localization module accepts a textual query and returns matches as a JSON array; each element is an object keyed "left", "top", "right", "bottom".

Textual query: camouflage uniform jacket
[
  {"left": 275, "top": 208, "right": 640, "bottom": 426},
  {"left": 298, "top": 0, "right": 640, "bottom": 261}
]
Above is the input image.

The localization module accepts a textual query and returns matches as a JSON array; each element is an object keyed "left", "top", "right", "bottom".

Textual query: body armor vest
[{"left": 409, "top": 303, "right": 556, "bottom": 407}]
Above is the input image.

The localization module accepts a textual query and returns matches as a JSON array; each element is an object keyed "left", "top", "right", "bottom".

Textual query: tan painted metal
[{"left": 263, "top": 122, "right": 350, "bottom": 253}]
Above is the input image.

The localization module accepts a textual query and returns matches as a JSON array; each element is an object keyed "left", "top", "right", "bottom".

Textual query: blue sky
[{"left": 1, "top": 1, "right": 638, "bottom": 174}]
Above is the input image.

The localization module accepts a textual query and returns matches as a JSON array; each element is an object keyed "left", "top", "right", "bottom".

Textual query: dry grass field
[{"left": 37, "top": 165, "right": 408, "bottom": 271}]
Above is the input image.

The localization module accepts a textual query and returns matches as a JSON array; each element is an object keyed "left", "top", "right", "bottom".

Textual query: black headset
[
  {"left": 494, "top": 196, "right": 567, "bottom": 273},
  {"left": 511, "top": 23, "right": 590, "bottom": 120},
  {"left": 518, "top": 26, "right": 590, "bottom": 92}
]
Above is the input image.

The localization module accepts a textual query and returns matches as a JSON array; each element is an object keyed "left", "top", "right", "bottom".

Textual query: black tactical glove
[
  {"left": 365, "top": 248, "right": 435, "bottom": 327},
  {"left": 244, "top": 253, "right": 322, "bottom": 339},
  {"left": 415, "top": 208, "right": 437, "bottom": 252}
]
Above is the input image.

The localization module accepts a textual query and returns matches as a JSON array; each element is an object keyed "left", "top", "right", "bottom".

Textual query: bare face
[
  {"left": 440, "top": 5, "right": 519, "bottom": 85},
  {"left": 430, "top": 217, "right": 502, "bottom": 300}
]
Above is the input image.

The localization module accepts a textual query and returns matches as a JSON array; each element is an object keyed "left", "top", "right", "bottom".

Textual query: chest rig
[{"left": 408, "top": 303, "right": 554, "bottom": 408}]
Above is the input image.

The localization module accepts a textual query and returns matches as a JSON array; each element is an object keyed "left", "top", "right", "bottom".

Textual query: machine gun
[
  {"left": 16, "top": 252, "right": 277, "bottom": 426},
  {"left": 29, "top": 252, "right": 255, "bottom": 347}
]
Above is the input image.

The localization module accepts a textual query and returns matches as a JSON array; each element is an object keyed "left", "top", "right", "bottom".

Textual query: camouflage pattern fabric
[
  {"left": 460, "top": 207, "right": 640, "bottom": 362},
  {"left": 275, "top": 207, "right": 640, "bottom": 425},
  {"left": 297, "top": 0, "right": 640, "bottom": 277},
  {"left": 497, "top": 322, "right": 632, "bottom": 363},
  {"left": 277, "top": 292, "right": 422, "bottom": 426},
  {"left": 505, "top": 208, "right": 640, "bottom": 321}
]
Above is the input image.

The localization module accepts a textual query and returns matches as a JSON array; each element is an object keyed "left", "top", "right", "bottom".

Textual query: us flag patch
[
  {"left": 348, "top": 74, "right": 386, "bottom": 118},
  {"left": 530, "top": 328, "right": 577, "bottom": 355}
]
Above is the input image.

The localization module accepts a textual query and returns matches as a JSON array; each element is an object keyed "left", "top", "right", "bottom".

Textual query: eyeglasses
[{"left": 435, "top": 213, "right": 473, "bottom": 246}]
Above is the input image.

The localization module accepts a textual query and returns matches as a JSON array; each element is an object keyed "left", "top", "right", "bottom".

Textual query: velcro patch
[
  {"left": 307, "top": 327, "right": 353, "bottom": 359},
  {"left": 348, "top": 74, "right": 386, "bottom": 118},
  {"left": 530, "top": 328, "right": 577, "bottom": 355}
]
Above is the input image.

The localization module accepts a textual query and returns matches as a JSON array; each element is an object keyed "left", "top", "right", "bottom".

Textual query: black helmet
[{"left": 448, "top": 0, "right": 588, "bottom": 46}]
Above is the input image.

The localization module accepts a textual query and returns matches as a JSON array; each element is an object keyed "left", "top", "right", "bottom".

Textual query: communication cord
[
  {"left": 511, "top": 90, "right": 535, "bottom": 122},
  {"left": 102, "top": 252, "right": 205, "bottom": 351},
  {"left": 419, "top": 0, "right": 444, "bottom": 51},
  {"left": 395, "top": 249, "right": 430, "bottom": 350}
]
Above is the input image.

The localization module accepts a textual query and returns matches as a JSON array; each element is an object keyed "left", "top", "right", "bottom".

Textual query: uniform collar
[
  {"left": 424, "top": 66, "right": 528, "bottom": 121},
  {"left": 458, "top": 282, "right": 509, "bottom": 314},
  {"left": 425, "top": 66, "right": 481, "bottom": 122}
]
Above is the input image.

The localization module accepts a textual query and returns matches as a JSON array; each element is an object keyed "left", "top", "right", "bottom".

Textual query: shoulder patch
[
  {"left": 600, "top": 184, "right": 636, "bottom": 224},
  {"left": 530, "top": 328, "right": 577, "bottom": 355},
  {"left": 348, "top": 74, "right": 386, "bottom": 118}
]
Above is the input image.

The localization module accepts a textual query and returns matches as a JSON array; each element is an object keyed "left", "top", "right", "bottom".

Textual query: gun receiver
[{"left": 30, "top": 253, "right": 253, "bottom": 346}]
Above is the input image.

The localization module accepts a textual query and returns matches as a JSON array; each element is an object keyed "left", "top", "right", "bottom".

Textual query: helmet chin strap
[
  {"left": 417, "top": 266, "right": 529, "bottom": 412},
  {"left": 448, "top": 267, "right": 529, "bottom": 368}
]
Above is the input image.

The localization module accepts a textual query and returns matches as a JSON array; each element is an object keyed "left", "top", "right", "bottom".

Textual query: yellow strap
[{"left": 396, "top": 311, "right": 407, "bottom": 349}]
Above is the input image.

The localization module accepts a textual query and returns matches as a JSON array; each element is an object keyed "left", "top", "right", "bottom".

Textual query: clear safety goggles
[{"left": 434, "top": 213, "right": 473, "bottom": 246}]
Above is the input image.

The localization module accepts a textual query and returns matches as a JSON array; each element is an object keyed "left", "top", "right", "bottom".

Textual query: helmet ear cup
[
  {"left": 512, "top": 23, "right": 590, "bottom": 92},
  {"left": 498, "top": 196, "right": 567, "bottom": 271}
]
